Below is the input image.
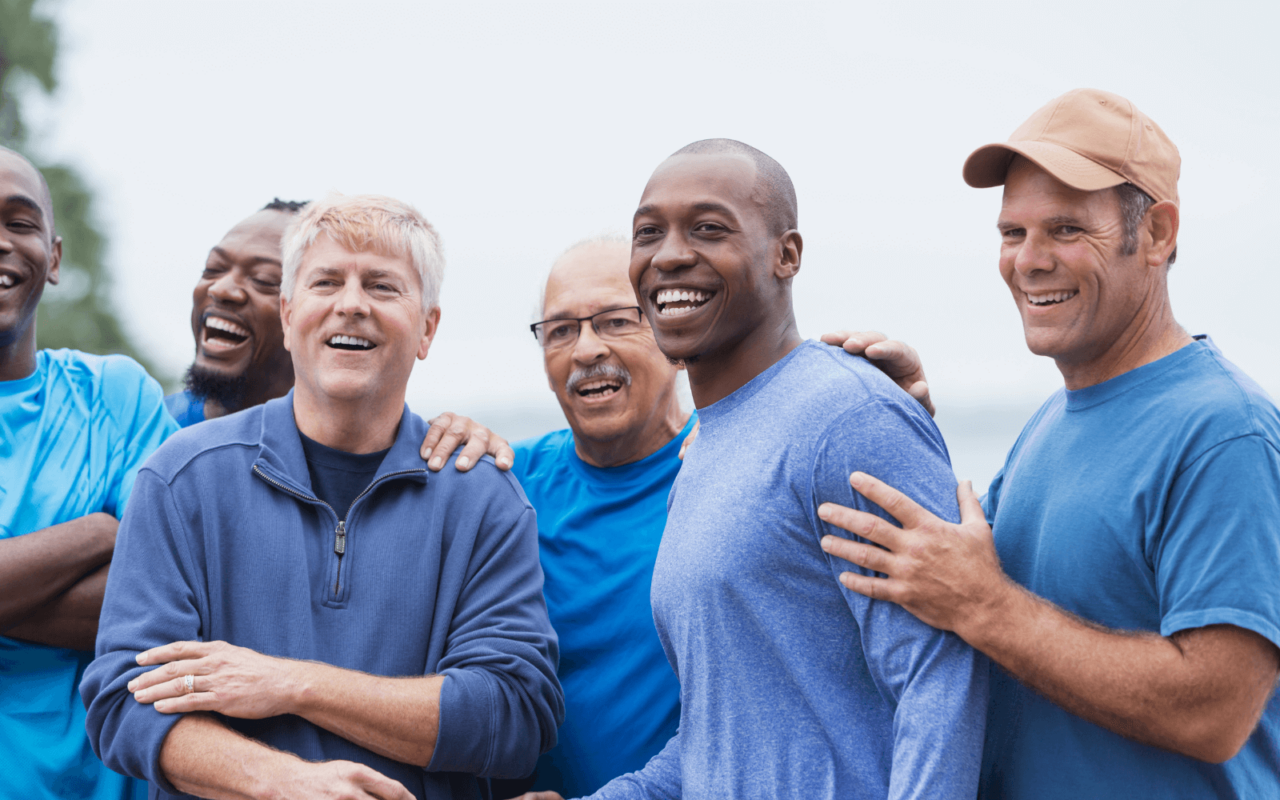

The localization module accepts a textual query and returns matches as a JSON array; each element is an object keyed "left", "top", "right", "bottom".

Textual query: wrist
[{"left": 955, "top": 574, "right": 1023, "bottom": 651}]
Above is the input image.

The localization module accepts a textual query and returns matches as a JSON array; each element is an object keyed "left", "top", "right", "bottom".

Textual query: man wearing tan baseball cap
[{"left": 818, "top": 88, "right": 1280, "bottom": 798}]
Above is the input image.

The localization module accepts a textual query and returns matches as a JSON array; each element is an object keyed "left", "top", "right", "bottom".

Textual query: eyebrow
[
  {"left": 3, "top": 194, "right": 45, "bottom": 217},
  {"left": 633, "top": 201, "right": 737, "bottom": 220},
  {"left": 209, "top": 246, "right": 282, "bottom": 267},
  {"left": 997, "top": 214, "right": 1086, "bottom": 231}
]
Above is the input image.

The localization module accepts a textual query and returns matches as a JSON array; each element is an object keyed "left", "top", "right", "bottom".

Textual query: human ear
[
  {"left": 280, "top": 295, "right": 293, "bottom": 353},
  {"left": 46, "top": 236, "right": 62, "bottom": 285},
  {"left": 417, "top": 306, "right": 442, "bottom": 360},
  {"left": 1145, "top": 201, "right": 1179, "bottom": 269},
  {"left": 775, "top": 230, "right": 803, "bottom": 280}
]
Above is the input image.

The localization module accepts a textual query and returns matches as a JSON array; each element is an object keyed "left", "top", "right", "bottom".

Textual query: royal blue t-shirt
[
  {"left": 162, "top": 389, "right": 205, "bottom": 428},
  {"left": 0, "top": 349, "right": 175, "bottom": 800},
  {"left": 510, "top": 416, "right": 693, "bottom": 796},
  {"left": 591, "top": 341, "right": 987, "bottom": 800},
  {"left": 981, "top": 337, "right": 1280, "bottom": 798}
]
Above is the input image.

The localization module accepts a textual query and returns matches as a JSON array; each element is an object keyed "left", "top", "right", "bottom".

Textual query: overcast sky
[{"left": 23, "top": 0, "right": 1280, "bottom": 432}]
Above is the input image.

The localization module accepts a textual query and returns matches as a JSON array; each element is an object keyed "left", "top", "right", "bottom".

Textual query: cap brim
[{"left": 963, "top": 141, "right": 1127, "bottom": 192}]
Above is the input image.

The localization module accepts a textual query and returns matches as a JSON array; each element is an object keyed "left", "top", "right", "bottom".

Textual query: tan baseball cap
[{"left": 963, "top": 88, "right": 1180, "bottom": 206}]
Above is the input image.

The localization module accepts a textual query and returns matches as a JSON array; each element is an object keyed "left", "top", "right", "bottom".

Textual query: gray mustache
[{"left": 566, "top": 363, "right": 632, "bottom": 394}]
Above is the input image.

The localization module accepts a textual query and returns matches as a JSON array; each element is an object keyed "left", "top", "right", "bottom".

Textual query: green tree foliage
[{"left": 0, "top": 0, "right": 163, "bottom": 379}]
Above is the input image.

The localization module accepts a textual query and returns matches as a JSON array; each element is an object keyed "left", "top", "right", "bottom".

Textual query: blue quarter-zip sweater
[{"left": 81, "top": 392, "right": 563, "bottom": 800}]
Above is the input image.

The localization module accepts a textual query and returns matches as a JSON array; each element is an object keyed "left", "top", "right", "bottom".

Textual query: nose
[
  {"left": 334, "top": 276, "right": 370, "bottom": 317},
  {"left": 571, "top": 321, "right": 611, "bottom": 365},
  {"left": 651, "top": 230, "right": 697, "bottom": 274},
  {"left": 1011, "top": 230, "right": 1055, "bottom": 277},
  {"left": 208, "top": 269, "right": 248, "bottom": 304}
]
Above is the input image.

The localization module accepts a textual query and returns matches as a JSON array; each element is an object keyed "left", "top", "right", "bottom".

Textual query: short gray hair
[
  {"left": 537, "top": 232, "right": 631, "bottom": 319},
  {"left": 281, "top": 193, "right": 445, "bottom": 311},
  {"left": 1115, "top": 183, "right": 1177, "bottom": 268}
]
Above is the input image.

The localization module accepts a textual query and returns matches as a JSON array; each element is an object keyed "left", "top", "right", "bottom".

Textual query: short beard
[
  {"left": 184, "top": 363, "right": 249, "bottom": 412},
  {"left": 665, "top": 355, "right": 699, "bottom": 367}
]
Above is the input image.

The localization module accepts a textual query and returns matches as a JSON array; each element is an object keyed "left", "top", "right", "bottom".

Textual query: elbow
[{"left": 1168, "top": 713, "right": 1254, "bottom": 764}]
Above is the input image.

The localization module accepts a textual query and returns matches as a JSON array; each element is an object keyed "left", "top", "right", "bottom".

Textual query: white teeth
[
  {"left": 655, "top": 288, "right": 711, "bottom": 306},
  {"left": 329, "top": 334, "right": 374, "bottom": 348},
  {"left": 0, "top": 274, "right": 15, "bottom": 288},
  {"left": 205, "top": 317, "right": 250, "bottom": 338},
  {"left": 1026, "top": 290, "right": 1079, "bottom": 306}
]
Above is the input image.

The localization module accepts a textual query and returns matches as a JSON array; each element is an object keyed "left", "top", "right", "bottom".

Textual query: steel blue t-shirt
[
  {"left": 590, "top": 340, "right": 987, "bottom": 800},
  {"left": 0, "top": 349, "right": 176, "bottom": 800},
  {"left": 511, "top": 415, "right": 693, "bottom": 796},
  {"left": 980, "top": 337, "right": 1280, "bottom": 798}
]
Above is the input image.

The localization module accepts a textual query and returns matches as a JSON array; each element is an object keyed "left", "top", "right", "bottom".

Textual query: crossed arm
[
  {"left": 819, "top": 473, "right": 1280, "bottom": 763},
  {"left": 0, "top": 512, "right": 117, "bottom": 650},
  {"left": 126, "top": 641, "right": 433, "bottom": 799}
]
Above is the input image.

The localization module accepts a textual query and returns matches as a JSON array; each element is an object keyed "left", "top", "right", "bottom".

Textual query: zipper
[{"left": 253, "top": 465, "right": 428, "bottom": 600}]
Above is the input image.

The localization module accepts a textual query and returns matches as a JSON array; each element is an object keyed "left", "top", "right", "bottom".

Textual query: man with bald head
[
  {"left": 519, "top": 139, "right": 986, "bottom": 800},
  {"left": 0, "top": 145, "right": 175, "bottom": 798},
  {"left": 497, "top": 235, "right": 692, "bottom": 798}
]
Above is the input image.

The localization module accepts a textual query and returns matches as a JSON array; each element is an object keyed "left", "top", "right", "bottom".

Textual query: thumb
[{"left": 957, "top": 480, "right": 985, "bottom": 525}]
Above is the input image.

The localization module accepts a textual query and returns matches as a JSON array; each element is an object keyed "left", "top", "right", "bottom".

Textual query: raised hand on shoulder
[
  {"left": 820, "top": 330, "right": 933, "bottom": 417},
  {"left": 421, "top": 412, "right": 515, "bottom": 472}
]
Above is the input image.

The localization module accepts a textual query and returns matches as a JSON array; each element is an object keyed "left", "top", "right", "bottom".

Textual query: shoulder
[
  {"left": 143, "top": 404, "right": 265, "bottom": 484},
  {"left": 434, "top": 452, "right": 535, "bottom": 513},
  {"left": 1164, "top": 342, "right": 1280, "bottom": 456},
  {"left": 511, "top": 428, "right": 573, "bottom": 483},
  {"left": 40, "top": 348, "right": 160, "bottom": 400}
]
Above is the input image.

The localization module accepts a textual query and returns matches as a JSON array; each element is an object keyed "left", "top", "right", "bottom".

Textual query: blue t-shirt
[
  {"left": 163, "top": 389, "right": 205, "bottom": 428},
  {"left": 299, "top": 432, "right": 389, "bottom": 522},
  {"left": 591, "top": 341, "right": 987, "bottom": 800},
  {"left": 511, "top": 416, "right": 693, "bottom": 796},
  {"left": 980, "top": 337, "right": 1280, "bottom": 799},
  {"left": 0, "top": 349, "right": 176, "bottom": 800}
]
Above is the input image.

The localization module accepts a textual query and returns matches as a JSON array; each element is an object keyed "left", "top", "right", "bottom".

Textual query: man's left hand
[
  {"left": 128, "top": 640, "right": 299, "bottom": 719},
  {"left": 818, "top": 473, "right": 1012, "bottom": 634},
  {"left": 421, "top": 412, "right": 514, "bottom": 472}
]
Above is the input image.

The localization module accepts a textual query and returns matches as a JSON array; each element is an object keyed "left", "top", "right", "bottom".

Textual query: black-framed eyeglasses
[{"left": 530, "top": 306, "right": 646, "bottom": 349}]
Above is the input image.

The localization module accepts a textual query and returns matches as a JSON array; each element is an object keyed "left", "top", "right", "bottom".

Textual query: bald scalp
[
  {"left": 0, "top": 146, "right": 55, "bottom": 237},
  {"left": 672, "top": 139, "right": 797, "bottom": 236}
]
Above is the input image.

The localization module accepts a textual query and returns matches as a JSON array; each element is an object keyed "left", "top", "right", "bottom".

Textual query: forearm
[
  {"left": 2, "top": 563, "right": 108, "bottom": 649},
  {"left": 160, "top": 713, "right": 298, "bottom": 800},
  {"left": 964, "top": 581, "right": 1275, "bottom": 761},
  {"left": 0, "top": 512, "right": 116, "bottom": 629},
  {"left": 291, "top": 661, "right": 444, "bottom": 767}
]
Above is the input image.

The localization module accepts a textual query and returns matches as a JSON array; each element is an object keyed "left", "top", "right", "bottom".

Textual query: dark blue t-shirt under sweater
[{"left": 298, "top": 432, "right": 389, "bottom": 522}]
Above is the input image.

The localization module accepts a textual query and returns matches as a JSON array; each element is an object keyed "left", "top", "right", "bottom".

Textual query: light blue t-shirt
[
  {"left": 591, "top": 341, "right": 987, "bottom": 800},
  {"left": 981, "top": 337, "right": 1280, "bottom": 799},
  {"left": 511, "top": 416, "right": 692, "bottom": 796},
  {"left": 162, "top": 389, "right": 205, "bottom": 428},
  {"left": 0, "top": 349, "right": 176, "bottom": 800}
]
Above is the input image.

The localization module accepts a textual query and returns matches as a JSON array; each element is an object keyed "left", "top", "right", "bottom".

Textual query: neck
[
  {"left": 0, "top": 324, "right": 39, "bottom": 383},
  {"left": 292, "top": 387, "right": 404, "bottom": 454},
  {"left": 1057, "top": 289, "right": 1192, "bottom": 390},
  {"left": 573, "top": 391, "right": 690, "bottom": 468},
  {"left": 687, "top": 311, "right": 803, "bottom": 408}
]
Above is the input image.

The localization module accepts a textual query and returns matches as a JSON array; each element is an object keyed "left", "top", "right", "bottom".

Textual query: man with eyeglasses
[{"left": 491, "top": 234, "right": 692, "bottom": 799}]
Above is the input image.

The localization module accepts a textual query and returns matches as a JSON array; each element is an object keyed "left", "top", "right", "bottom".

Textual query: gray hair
[
  {"left": 1116, "top": 183, "right": 1177, "bottom": 268},
  {"left": 281, "top": 193, "right": 445, "bottom": 312}
]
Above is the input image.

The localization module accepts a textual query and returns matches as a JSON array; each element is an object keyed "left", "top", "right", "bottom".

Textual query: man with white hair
[{"left": 82, "top": 194, "right": 563, "bottom": 800}]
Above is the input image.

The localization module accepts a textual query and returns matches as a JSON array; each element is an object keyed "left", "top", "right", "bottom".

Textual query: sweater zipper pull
[{"left": 334, "top": 519, "right": 346, "bottom": 556}]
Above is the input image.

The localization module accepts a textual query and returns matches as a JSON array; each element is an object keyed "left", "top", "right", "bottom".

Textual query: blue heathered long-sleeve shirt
[
  {"left": 588, "top": 341, "right": 987, "bottom": 800},
  {"left": 81, "top": 392, "right": 564, "bottom": 800}
]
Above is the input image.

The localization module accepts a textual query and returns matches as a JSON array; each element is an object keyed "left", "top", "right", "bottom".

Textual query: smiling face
[
  {"left": 281, "top": 233, "right": 437, "bottom": 413},
  {"left": 189, "top": 209, "right": 294, "bottom": 406},
  {"left": 541, "top": 240, "right": 681, "bottom": 464},
  {"left": 630, "top": 153, "right": 783, "bottom": 365},
  {"left": 998, "top": 157, "right": 1163, "bottom": 379},
  {"left": 0, "top": 150, "right": 60, "bottom": 373}
]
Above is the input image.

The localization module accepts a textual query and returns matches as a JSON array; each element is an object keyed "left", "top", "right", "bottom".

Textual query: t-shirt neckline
[{"left": 1064, "top": 336, "right": 1210, "bottom": 411}]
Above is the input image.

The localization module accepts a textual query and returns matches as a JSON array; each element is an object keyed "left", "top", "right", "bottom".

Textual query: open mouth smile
[
  {"left": 1025, "top": 290, "right": 1078, "bottom": 307},
  {"left": 202, "top": 315, "right": 251, "bottom": 350},
  {"left": 0, "top": 273, "right": 17, "bottom": 289},
  {"left": 655, "top": 288, "right": 715, "bottom": 317},
  {"left": 574, "top": 378, "right": 624, "bottom": 399},
  {"left": 327, "top": 334, "right": 375, "bottom": 351}
]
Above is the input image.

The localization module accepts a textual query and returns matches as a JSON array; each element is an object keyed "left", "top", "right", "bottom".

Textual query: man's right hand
[
  {"left": 276, "top": 760, "right": 413, "bottom": 800},
  {"left": 508, "top": 793, "right": 564, "bottom": 800},
  {"left": 820, "top": 330, "right": 934, "bottom": 417}
]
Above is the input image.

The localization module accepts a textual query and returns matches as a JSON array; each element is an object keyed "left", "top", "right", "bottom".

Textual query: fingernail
[
  {"left": 820, "top": 535, "right": 832, "bottom": 550},
  {"left": 850, "top": 472, "right": 865, "bottom": 486},
  {"left": 817, "top": 503, "right": 831, "bottom": 520},
  {"left": 136, "top": 654, "right": 147, "bottom": 665},
  {"left": 457, "top": 456, "right": 470, "bottom": 470},
  {"left": 127, "top": 680, "right": 136, "bottom": 691},
  {"left": 497, "top": 457, "right": 511, "bottom": 469},
  {"left": 429, "top": 457, "right": 442, "bottom": 470}
]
